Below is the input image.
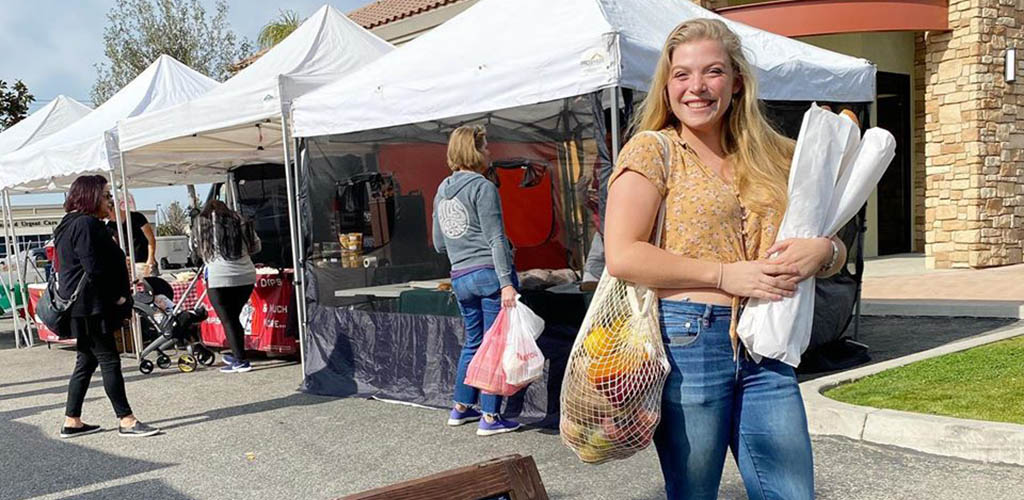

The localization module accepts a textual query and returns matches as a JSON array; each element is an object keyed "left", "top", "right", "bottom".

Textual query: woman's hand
[
  {"left": 500, "top": 286, "right": 517, "bottom": 309},
  {"left": 765, "top": 237, "right": 834, "bottom": 283},
  {"left": 720, "top": 261, "right": 799, "bottom": 301}
]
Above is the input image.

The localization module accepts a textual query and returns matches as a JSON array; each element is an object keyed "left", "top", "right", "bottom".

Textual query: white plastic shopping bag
[
  {"left": 502, "top": 296, "right": 546, "bottom": 385},
  {"left": 737, "top": 104, "right": 896, "bottom": 367}
]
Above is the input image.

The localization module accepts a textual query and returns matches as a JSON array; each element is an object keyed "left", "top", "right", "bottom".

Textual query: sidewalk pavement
[{"left": 860, "top": 254, "right": 1024, "bottom": 317}]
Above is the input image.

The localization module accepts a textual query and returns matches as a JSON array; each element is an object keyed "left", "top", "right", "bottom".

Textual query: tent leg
[
  {"left": 109, "top": 169, "right": 140, "bottom": 359},
  {"left": 610, "top": 87, "right": 621, "bottom": 166},
  {"left": 1, "top": 194, "right": 26, "bottom": 348},
  {"left": 119, "top": 160, "right": 142, "bottom": 360},
  {"left": 279, "top": 106, "right": 307, "bottom": 381},
  {"left": 292, "top": 137, "right": 309, "bottom": 365},
  {"left": 5, "top": 190, "right": 34, "bottom": 347},
  {"left": 0, "top": 200, "right": 18, "bottom": 349}
]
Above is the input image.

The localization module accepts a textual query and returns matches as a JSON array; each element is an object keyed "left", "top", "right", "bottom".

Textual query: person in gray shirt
[
  {"left": 192, "top": 200, "right": 260, "bottom": 374},
  {"left": 433, "top": 125, "right": 522, "bottom": 436}
]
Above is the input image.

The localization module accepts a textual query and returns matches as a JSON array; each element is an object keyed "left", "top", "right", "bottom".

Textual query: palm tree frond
[{"left": 257, "top": 9, "right": 302, "bottom": 49}]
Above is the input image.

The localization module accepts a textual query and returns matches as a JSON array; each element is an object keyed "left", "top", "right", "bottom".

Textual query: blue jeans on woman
[
  {"left": 654, "top": 300, "right": 814, "bottom": 500},
  {"left": 450, "top": 267, "right": 517, "bottom": 415}
]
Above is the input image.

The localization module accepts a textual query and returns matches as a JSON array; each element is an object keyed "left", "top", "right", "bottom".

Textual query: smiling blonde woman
[{"left": 604, "top": 19, "right": 847, "bottom": 500}]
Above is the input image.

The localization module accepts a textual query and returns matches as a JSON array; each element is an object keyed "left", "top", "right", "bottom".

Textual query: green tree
[
  {"left": 0, "top": 80, "right": 34, "bottom": 131},
  {"left": 91, "top": 0, "right": 251, "bottom": 105},
  {"left": 258, "top": 10, "right": 302, "bottom": 49},
  {"left": 156, "top": 201, "right": 189, "bottom": 236}
]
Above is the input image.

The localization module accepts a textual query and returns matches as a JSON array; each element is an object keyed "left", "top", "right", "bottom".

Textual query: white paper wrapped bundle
[{"left": 737, "top": 104, "right": 897, "bottom": 367}]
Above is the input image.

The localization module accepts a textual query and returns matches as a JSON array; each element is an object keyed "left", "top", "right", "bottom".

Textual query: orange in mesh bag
[{"left": 560, "top": 131, "right": 672, "bottom": 464}]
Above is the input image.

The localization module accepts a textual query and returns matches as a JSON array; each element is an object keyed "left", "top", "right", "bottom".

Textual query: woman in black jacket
[{"left": 55, "top": 175, "right": 159, "bottom": 438}]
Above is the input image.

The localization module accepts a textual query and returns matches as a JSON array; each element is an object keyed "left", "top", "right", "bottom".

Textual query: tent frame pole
[
  {"left": 610, "top": 87, "right": 621, "bottom": 166},
  {"left": 119, "top": 157, "right": 142, "bottom": 360},
  {"left": 292, "top": 137, "right": 308, "bottom": 348},
  {"left": 109, "top": 168, "right": 138, "bottom": 359},
  {"left": 1, "top": 195, "right": 25, "bottom": 348},
  {"left": 278, "top": 96, "right": 307, "bottom": 381},
  {"left": 5, "top": 190, "right": 34, "bottom": 346}
]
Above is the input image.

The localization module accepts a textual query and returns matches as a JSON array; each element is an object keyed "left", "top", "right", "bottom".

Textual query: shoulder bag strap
[{"left": 639, "top": 131, "right": 672, "bottom": 248}]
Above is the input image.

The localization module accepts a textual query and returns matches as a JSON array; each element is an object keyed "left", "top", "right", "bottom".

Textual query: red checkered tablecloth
[{"left": 170, "top": 281, "right": 201, "bottom": 310}]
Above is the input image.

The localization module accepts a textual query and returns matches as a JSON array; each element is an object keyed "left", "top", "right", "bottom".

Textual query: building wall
[
  {"left": 923, "top": 0, "right": 1024, "bottom": 268},
  {"left": 797, "top": 32, "right": 918, "bottom": 257},
  {"left": 368, "top": 0, "right": 479, "bottom": 45}
]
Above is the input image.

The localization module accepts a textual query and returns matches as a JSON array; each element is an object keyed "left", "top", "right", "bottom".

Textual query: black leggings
[
  {"left": 207, "top": 284, "right": 254, "bottom": 361},
  {"left": 65, "top": 315, "right": 133, "bottom": 419}
]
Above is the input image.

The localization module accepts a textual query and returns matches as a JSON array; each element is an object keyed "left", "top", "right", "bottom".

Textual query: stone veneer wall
[{"left": 924, "top": 0, "right": 1024, "bottom": 268}]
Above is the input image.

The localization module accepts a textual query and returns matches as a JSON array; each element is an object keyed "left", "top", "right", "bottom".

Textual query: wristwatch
[{"left": 819, "top": 238, "right": 840, "bottom": 273}]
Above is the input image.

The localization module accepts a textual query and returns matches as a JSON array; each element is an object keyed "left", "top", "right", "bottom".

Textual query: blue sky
[{"left": 1, "top": 0, "right": 374, "bottom": 210}]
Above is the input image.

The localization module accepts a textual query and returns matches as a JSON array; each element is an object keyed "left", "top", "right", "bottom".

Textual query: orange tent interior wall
[{"left": 377, "top": 141, "right": 570, "bottom": 271}]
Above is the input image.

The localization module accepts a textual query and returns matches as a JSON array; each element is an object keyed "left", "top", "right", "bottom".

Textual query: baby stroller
[{"left": 134, "top": 271, "right": 216, "bottom": 374}]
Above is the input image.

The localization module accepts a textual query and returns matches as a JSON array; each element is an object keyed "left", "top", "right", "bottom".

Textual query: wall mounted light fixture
[{"left": 1006, "top": 47, "right": 1016, "bottom": 83}]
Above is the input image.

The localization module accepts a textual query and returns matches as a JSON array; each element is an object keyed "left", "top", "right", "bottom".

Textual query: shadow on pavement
[
  {"left": 60, "top": 478, "right": 192, "bottom": 500},
  {"left": 798, "top": 316, "right": 1020, "bottom": 382},
  {"left": 0, "top": 354, "right": 296, "bottom": 403},
  {"left": 0, "top": 402, "right": 174, "bottom": 500},
  {"left": 146, "top": 391, "right": 335, "bottom": 431}
]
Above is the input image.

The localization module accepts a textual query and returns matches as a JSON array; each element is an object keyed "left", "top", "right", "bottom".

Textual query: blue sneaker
[
  {"left": 221, "top": 353, "right": 237, "bottom": 366},
  {"left": 476, "top": 415, "right": 521, "bottom": 436},
  {"left": 447, "top": 406, "right": 482, "bottom": 426},
  {"left": 220, "top": 361, "right": 252, "bottom": 373}
]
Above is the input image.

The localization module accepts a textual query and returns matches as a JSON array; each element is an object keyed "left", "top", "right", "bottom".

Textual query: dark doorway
[{"left": 876, "top": 72, "right": 913, "bottom": 255}]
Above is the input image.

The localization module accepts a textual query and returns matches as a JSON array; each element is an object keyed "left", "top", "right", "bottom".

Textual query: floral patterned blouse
[{"left": 609, "top": 127, "right": 783, "bottom": 263}]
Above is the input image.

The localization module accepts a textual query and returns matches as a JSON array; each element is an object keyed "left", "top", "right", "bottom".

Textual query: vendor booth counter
[
  {"left": 196, "top": 268, "right": 299, "bottom": 355},
  {"left": 303, "top": 272, "right": 591, "bottom": 428}
]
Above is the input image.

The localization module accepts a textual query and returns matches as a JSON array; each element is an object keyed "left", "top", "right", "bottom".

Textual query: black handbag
[{"left": 36, "top": 272, "right": 88, "bottom": 338}]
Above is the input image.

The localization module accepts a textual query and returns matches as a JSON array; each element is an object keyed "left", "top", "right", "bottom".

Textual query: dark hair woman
[
  {"left": 55, "top": 175, "right": 160, "bottom": 438},
  {"left": 192, "top": 199, "right": 260, "bottom": 373}
]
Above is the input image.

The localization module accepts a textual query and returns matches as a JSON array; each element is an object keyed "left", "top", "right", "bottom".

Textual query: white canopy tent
[
  {"left": 0, "top": 96, "right": 92, "bottom": 156},
  {"left": 116, "top": 4, "right": 393, "bottom": 185},
  {"left": 0, "top": 95, "right": 92, "bottom": 348},
  {"left": 0, "top": 55, "right": 217, "bottom": 192},
  {"left": 291, "top": 0, "right": 876, "bottom": 139},
  {"left": 286, "top": 0, "right": 878, "bottom": 395},
  {"left": 0, "top": 55, "right": 216, "bottom": 357},
  {"left": 114, "top": 4, "right": 393, "bottom": 375}
]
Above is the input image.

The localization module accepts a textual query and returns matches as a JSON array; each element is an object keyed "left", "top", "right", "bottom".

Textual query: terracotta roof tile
[{"left": 349, "top": 0, "right": 464, "bottom": 29}]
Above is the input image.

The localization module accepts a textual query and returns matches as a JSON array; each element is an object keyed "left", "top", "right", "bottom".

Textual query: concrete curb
[
  {"left": 802, "top": 323, "right": 1024, "bottom": 465},
  {"left": 861, "top": 299, "right": 1024, "bottom": 318}
]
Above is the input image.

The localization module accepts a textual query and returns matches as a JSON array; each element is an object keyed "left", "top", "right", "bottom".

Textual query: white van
[{"left": 156, "top": 235, "right": 191, "bottom": 271}]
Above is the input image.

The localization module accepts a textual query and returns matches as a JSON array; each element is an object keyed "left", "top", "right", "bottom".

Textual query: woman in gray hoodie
[{"left": 433, "top": 125, "right": 521, "bottom": 436}]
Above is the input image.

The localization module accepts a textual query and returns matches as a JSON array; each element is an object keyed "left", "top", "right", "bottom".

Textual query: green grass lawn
[{"left": 825, "top": 335, "right": 1024, "bottom": 425}]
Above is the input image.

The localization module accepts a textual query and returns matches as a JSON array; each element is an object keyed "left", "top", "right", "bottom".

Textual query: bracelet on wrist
[{"left": 819, "top": 238, "right": 840, "bottom": 273}]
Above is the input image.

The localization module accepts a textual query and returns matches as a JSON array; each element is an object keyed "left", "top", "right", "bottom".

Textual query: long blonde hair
[
  {"left": 446, "top": 125, "right": 488, "bottom": 173},
  {"left": 633, "top": 18, "right": 793, "bottom": 215}
]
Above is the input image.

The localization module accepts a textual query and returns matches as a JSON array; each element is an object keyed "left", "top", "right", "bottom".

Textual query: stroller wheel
[
  {"left": 195, "top": 347, "right": 216, "bottom": 366},
  {"left": 139, "top": 359, "right": 155, "bottom": 374},
  {"left": 156, "top": 354, "right": 172, "bottom": 370},
  {"left": 178, "top": 354, "right": 198, "bottom": 373}
]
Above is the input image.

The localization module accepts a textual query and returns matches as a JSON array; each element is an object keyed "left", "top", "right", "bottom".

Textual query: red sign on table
[{"left": 197, "top": 269, "right": 297, "bottom": 354}]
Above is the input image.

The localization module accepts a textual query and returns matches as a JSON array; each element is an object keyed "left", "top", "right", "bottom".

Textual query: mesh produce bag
[{"left": 560, "top": 132, "right": 672, "bottom": 464}]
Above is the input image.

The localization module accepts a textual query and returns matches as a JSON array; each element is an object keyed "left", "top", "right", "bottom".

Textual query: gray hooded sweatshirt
[{"left": 432, "top": 171, "right": 515, "bottom": 288}]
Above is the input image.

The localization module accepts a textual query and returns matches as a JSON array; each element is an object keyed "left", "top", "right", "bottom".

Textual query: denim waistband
[{"left": 659, "top": 299, "right": 733, "bottom": 319}]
